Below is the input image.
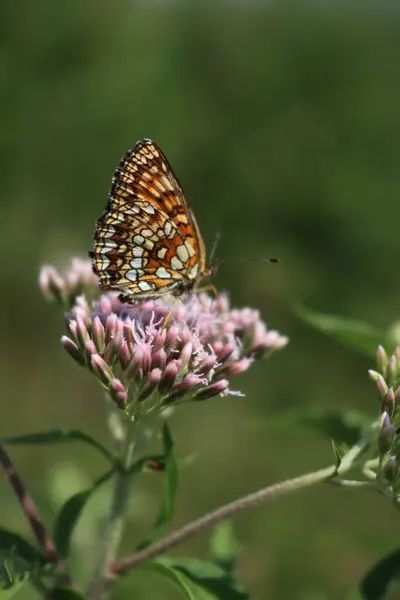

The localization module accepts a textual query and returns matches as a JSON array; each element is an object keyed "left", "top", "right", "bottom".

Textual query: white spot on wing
[
  {"left": 156, "top": 267, "right": 172, "bottom": 279},
  {"left": 189, "top": 264, "right": 199, "bottom": 280},
  {"left": 141, "top": 228, "right": 153, "bottom": 238},
  {"left": 130, "top": 258, "right": 142, "bottom": 269},
  {"left": 176, "top": 244, "right": 189, "bottom": 263},
  {"left": 132, "top": 247, "right": 144, "bottom": 257},
  {"left": 171, "top": 256, "right": 184, "bottom": 270},
  {"left": 126, "top": 269, "right": 138, "bottom": 281},
  {"left": 157, "top": 247, "right": 168, "bottom": 259},
  {"left": 138, "top": 281, "right": 154, "bottom": 291},
  {"left": 134, "top": 235, "right": 144, "bottom": 245}
]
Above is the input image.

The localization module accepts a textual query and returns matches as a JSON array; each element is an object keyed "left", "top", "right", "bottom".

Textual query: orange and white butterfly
[{"left": 90, "top": 139, "right": 211, "bottom": 304}]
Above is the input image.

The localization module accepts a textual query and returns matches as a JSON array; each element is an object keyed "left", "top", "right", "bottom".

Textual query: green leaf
[
  {"left": 0, "top": 530, "right": 44, "bottom": 566},
  {"left": 360, "top": 548, "right": 400, "bottom": 599},
  {"left": 53, "top": 469, "right": 114, "bottom": 559},
  {"left": 209, "top": 522, "right": 239, "bottom": 574},
  {"left": 137, "top": 423, "right": 178, "bottom": 549},
  {"left": 294, "top": 305, "right": 391, "bottom": 357},
  {"left": 144, "top": 557, "right": 251, "bottom": 600},
  {"left": 294, "top": 408, "right": 370, "bottom": 445},
  {"left": 0, "top": 580, "right": 26, "bottom": 598},
  {"left": 0, "top": 530, "right": 45, "bottom": 596},
  {"left": 2, "top": 430, "right": 114, "bottom": 463}
]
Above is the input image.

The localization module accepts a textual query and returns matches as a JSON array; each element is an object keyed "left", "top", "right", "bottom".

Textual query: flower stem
[
  {"left": 88, "top": 417, "right": 137, "bottom": 600},
  {"left": 108, "top": 464, "right": 336, "bottom": 577}
]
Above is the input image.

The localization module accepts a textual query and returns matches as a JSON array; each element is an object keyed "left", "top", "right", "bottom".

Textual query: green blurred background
[{"left": 2, "top": 2, "right": 400, "bottom": 598}]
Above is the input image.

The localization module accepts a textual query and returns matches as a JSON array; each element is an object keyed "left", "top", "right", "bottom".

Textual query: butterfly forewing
[{"left": 91, "top": 139, "right": 209, "bottom": 303}]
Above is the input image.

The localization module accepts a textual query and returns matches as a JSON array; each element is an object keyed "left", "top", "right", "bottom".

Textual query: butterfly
[{"left": 90, "top": 139, "right": 211, "bottom": 304}]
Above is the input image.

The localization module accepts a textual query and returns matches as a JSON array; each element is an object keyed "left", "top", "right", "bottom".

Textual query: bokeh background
[{"left": 2, "top": 2, "right": 400, "bottom": 599}]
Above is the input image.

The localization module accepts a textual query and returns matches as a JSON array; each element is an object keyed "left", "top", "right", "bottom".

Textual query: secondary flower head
[{"left": 40, "top": 258, "right": 288, "bottom": 413}]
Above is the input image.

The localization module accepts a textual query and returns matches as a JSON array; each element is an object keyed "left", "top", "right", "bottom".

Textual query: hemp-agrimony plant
[{"left": 1, "top": 259, "right": 398, "bottom": 600}]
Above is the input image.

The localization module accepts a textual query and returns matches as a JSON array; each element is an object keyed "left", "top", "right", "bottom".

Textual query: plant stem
[
  {"left": 88, "top": 417, "right": 137, "bottom": 600},
  {"left": 108, "top": 464, "right": 336, "bottom": 577},
  {"left": 0, "top": 443, "right": 77, "bottom": 588}
]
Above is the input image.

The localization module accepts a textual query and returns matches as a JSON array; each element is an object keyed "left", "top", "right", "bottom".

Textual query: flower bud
[
  {"left": 376, "top": 375, "right": 389, "bottom": 400},
  {"left": 92, "top": 316, "right": 105, "bottom": 354},
  {"left": 152, "top": 348, "right": 167, "bottom": 371},
  {"left": 382, "top": 388, "right": 395, "bottom": 417},
  {"left": 167, "top": 373, "right": 204, "bottom": 401},
  {"left": 109, "top": 378, "right": 128, "bottom": 408},
  {"left": 377, "top": 345, "right": 388, "bottom": 375},
  {"left": 159, "top": 360, "right": 179, "bottom": 393},
  {"left": 224, "top": 357, "right": 254, "bottom": 377},
  {"left": 119, "top": 341, "right": 131, "bottom": 369},
  {"left": 179, "top": 342, "right": 193, "bottom": 372},
  {"left": 104, "top": 328, "right": 124, "bottom": 364},
  {"left": 378, "top": 423, "right": 395, "bottom": 456},
  {"left": 152, "top": 328, "right": 167, "bottom": 353},
  {"left": 386, "top": 355, "right": 398, "bottom": 387},
  {"left": 197, "top": 354, "right": 218, "bottom": 376},
  {"left": 138, "top": 368, "right": 162, "bottom": 401},
  {"left": 75, "top": 316, "right": 90, "bottom": 350},
  {"left": 105, "top": 314, "right": 118, "bottom": 345},
  {"left": 383, "top": 457, "right": 398, "bottom": 482},
  {"left": 165, "top": 325, "right": 179, "bottom": 348},
  {"left": 195, "top": 379, "right": 229, "bottom": 400},
  {"left": 85, "top": 340, "right": 98, "bottom": 363},
  {"left": 368, "top": 369, "right": 380, "bottom": 382},
  {"left": 91, "top": 354, "right": 113, "bottom": 385},
  {"left": 61, "top": 336, "right": 85, "bottom": 365},
  {"left": 39, "top": 266, "right": 65, "bottom": 304}
]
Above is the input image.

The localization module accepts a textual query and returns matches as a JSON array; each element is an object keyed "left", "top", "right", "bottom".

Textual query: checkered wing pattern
[{"left": 90, "top": 139, "right": 209, "bottom": 303}]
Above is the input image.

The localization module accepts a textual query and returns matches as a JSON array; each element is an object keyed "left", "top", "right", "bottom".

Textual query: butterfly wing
[{"left": 91, "top": 139, "right": 209, "bottom": 303}]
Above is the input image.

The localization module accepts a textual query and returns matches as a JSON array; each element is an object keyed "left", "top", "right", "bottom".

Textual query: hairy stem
[
  {"left": 88, "top": 418, "right": 137, "bottom": 600},
  {"left": 109, "top": 464, "right": 336, "bottom": 577}
]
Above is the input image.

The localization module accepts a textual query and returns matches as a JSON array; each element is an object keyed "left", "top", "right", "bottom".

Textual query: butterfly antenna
[
  {"left": 219, "top": 256, "right": 280, "bottom": 264},
  {"left": 209, "top": 231, "right": 221, "bottom": 263}
]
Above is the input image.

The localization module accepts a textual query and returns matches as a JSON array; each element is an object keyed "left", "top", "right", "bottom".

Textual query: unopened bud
[
  {"left": 378, "top": 423, "right": 395, "bottom": 456},
  {"left": 75, "top": 316, "right": 90, "bottom": 350},
  {"left": 195, "top": 379, "right": 229, "bottom": 400},
  {"left": 386, "top": 355, "right": 398, "bottom": 387},
  {"left": 167, "top": 373, "right": 204, "bottom": 401},
  {"left": 368, "top": 369, "right": 380, "bottom": 383},
  {"left": 384, "top": 457, "right": 398, "bottom": 482},
  {"left": 92, "top": 316, "right": 105, "bottom": 354},
  {"left": 39, "top": 266, "right": 65, "bottom": 304},
  {"left": 138, "top": 368, "right": 162, "bottom": 401},
  {"left": 382, "top": 388, "right": 395, "bottom": 417},
  {"left": 159, "top": 360, "right": 179, "bottom": 393},
  {"left": 104, "top": 328, "right": 124, "bottom": 364},
  {"left": 61, "top": 336, "right": 84, "bottom": 365},
  {"left": 224, "top": 357, "right": 254, "bottom": 377},
  {"left": 91, "top": 354, "right": 113, "bottom": 385},
  {"left": 376, "top": 375, "right": 389, "bottom": 400},
  {"left": 109, "top": 378, "right": 128, "bottom": 408},
  {"left": 105, "top": 314, "right": 118, "bottom": 345},
  {"left": 119, "top": 341, "right": 131, "bottom": 369},
  {"left": 179, "top": 342, "right": 193, "bottom": 371},
  {"left": 376, "top": 345, "right": 388, "bottom": 375},
  {"left": 152, "top": 348, "right": 167, "bottom": 371},
  {"left": 197, "top": 355, "right": 218, "bottom": 375}
]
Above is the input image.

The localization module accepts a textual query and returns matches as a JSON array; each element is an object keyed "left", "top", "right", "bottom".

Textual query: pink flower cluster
[{"left": 40, "top": 259, "right": 288, "bottom": 412}]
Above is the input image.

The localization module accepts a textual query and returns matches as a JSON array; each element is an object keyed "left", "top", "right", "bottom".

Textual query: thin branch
[
  {"left": 0, "top": 443, "right": 76, "bottom": 588},
  {"left": 109, "top": 464, "right": 336, "bottom": 577}
]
